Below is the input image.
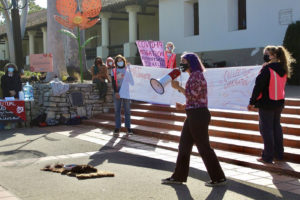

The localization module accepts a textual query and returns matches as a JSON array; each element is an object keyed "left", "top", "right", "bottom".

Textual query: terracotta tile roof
[{"left": 0, "top": 0, "right": 138, "bottom": 36}]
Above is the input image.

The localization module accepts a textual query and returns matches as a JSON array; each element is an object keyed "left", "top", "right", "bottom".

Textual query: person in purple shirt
[{"left": 162, "top": 52, "right": 226, "bottom": 187}]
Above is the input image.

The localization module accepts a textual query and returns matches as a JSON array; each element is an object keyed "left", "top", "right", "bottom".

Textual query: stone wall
[{"left": 25, "top": 82, "right": 114, "bottom": 122}]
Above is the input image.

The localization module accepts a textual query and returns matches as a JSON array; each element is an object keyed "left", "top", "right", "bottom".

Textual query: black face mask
[
  {"left": 180, "top": 63, "right": 189, "bottom": 72},
  {"left": 263, "top": 54, "right": 270, "bottom": 62}
]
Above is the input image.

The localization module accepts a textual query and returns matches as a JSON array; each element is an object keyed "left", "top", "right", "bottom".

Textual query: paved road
[{"left": 0, "top": 127, "right": 299, "bottom": 200}]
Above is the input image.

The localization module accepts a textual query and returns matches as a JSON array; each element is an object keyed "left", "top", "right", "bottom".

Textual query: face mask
[
  {"left": 168, "top": 47, "right": 173, "bottom": 51},
  {"left": 117, "top": 61, "right": 124, "bottom": 67},
  {"left": 108, "top": 62, "right": 113, "bottom": 66},
  {"left": 7, "top": 68, "right": 14, "bottom": 72},
  {"left": 180, "top": 63, "right": 189, "bottom": 72},
  {"left": 263, "top": 54, "right": 270, "bottom": 62}
]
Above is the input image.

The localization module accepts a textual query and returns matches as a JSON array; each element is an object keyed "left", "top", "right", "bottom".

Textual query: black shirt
[
  {"left": 249, "top": 62, "right": 286, "bottom": 109},
  {"left": 1, "top": 73, "right": 22, "bottom": 98}
]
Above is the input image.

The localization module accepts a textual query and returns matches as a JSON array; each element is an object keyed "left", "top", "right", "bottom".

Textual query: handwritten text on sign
[
  {"left": 0, "top": 101, "right": 26, "bottom": 122},
  {"left": 136, "top": 40, "right": 165, "bottom": 68},
  {"left": 119, "top": 65, "right": 261, "bottom": 111},
  {"left": 30, "top": 54, "right": 53, "bottom": 72}
]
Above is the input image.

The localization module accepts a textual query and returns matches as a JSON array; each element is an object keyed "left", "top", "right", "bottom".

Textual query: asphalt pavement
[{"left": 0, "top": 127, "right": 299, "bottom": 200}]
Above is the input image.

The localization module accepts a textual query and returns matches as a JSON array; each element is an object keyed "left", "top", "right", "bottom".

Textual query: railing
[
  {"left": 85, "top": 48, "right": 97, "bottom": 60},
  {"left": 108, "top": 45, "right": 123, "bottom": 57}
]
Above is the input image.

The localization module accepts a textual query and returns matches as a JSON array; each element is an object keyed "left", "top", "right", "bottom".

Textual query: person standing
[
  {"left": 164, "top": 42, "right": 177, "bottom": 69},
  {"left": 162, "top": 52, "right": 226, "bottom": 186},
  {"left": 1, "top": 63, "right": 22, "bottom": 99},
  {"left": 248, "top": 45, "right": 294, "bottom": 164},
  {"left": 106, "top": 57, "right": 115, "bottom": 76},
  {"left": 112, "top": 55, "right": 132, "bottom": 135},
  {"left": 90, "top": 57, "right": 111, "bottom": 100},
  {"left": 1, "top": 63, "right": 22, "bottom": 130}
]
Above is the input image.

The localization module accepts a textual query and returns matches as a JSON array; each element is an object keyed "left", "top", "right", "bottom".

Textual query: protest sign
[
  {"left": 136, "top": 40, "right": 165, "bottom": 68},
  {"left": 119, "top": 65, "right": 261, "bottom": 111},
  {"left": 29, "top": 54, "right": 53, "bottom": 72},
  {"left": 0, "top": 101, "right": 26, "bottom": 122}
]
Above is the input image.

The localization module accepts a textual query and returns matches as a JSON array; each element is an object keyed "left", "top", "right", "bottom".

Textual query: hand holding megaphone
[{"left": 150, "top": 69, "right": 181, "bottom": 95}]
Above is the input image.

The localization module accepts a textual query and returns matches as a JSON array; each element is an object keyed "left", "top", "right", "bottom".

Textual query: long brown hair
[
  {"left": 264, "top": 45, "right": 295, "bottom": 78},
  {"left": 114, "top": 54, "right": 127, "bottom": 67}
]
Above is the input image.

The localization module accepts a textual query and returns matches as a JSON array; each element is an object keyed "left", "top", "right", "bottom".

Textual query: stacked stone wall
[{"left": 25, "top": 83, "right": 114, "bottom": 122}]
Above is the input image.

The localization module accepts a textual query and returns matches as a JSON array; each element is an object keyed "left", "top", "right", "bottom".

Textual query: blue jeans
[
  {"left": 259, "top": 107, "right": 284, "bottom": 162},
  {"left": 113, "top": 96, "right": 131, "bottom": 129}
]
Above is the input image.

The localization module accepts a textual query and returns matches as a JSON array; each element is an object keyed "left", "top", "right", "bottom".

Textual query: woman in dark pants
[
  {"left": 162, "top": 52, "right": 226, "bottom": 187},
  {"left": 248, "top": 45, "right": 294, "bottom": 164}
]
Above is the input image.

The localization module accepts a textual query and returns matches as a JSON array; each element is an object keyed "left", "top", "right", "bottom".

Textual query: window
[
  {"left": 228, "top": 0, "right": 247, "bottom": 31},
  {"left": 194, "top": 3, "right": 199, "bottom": 35},
  {"left": 238, "top": 0, "right": 246, "bottom": 30},
  {"left": 184, "top": 0, "right": 199, "bottom": 37}
]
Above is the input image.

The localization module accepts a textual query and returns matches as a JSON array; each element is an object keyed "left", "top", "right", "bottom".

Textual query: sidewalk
[{"left": 0, "top": 125, "right": 299, "bottom": 199}]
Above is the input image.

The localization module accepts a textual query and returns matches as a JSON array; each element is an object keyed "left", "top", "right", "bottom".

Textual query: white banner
[{"left": 119, "top": 65, "right": 261, "bottom": 111}]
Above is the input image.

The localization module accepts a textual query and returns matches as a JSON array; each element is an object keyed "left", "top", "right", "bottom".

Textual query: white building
[
  {"left": 159, "top": 0, "right": 300, "bottom": 66},
  {"left": 0, "top": 0, "right": 299, "bottom": 68}
]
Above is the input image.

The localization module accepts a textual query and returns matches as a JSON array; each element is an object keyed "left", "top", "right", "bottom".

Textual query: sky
[{"left": 35, "top": 0, "right": 47, "bottom": 8}]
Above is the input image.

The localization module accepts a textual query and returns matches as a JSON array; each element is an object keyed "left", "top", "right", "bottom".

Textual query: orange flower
[{"left": 54, "top": 0, "right": 102, "bottom": 30}]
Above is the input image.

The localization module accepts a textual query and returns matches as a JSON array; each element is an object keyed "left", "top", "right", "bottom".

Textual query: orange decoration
[{"left": 54, "top": 0, "right": 102, "bottom": 30}]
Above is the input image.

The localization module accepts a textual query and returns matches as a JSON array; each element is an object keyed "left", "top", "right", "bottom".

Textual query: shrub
[{"left": 283, "top": 21, "right": 300, "bottom": 85}]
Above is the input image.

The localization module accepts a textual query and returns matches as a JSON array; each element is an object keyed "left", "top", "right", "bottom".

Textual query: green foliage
[
  {"left": 283, "top": 21, "right": 300, "bottom": 85},
  {"left": 59, "top": 29, "right": 77, "bottom": 39},
  {"left": 81, "top": 36, "right": 99, "bottom": 48},
  {"left": 0, "top": 60, "right": 9, "bottom": 71},
  {"left": 28, "top": 0, "right": 44, "bottom": 14}
]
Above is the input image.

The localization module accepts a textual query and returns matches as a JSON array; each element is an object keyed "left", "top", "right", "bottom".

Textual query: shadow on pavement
[{"left": 89, "top": 147, "right": 298, "bottom": 200}]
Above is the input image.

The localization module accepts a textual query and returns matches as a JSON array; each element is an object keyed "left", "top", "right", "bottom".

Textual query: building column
[
  {"left": 41, "top": 27, "right": 47, "bottom": 53},
  {"left": 97, "top": 12, "right": 112, "bottom": 59},
  {"left": 124, "top": 5, "right": 141, "bottom": 60},
  {"left": 28, "top": 30, "right": 36, "bottom": 55},
  {"left": 3, "top": 36, "right": 9, "bottom": 60}
]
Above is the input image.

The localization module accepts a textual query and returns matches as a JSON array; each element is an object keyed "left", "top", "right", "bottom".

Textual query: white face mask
[
  {"left": 108, "top": 62, "right": 113, "bottom": 66},
  {"left": 117, "top": 61, "right": 124, "bottom": 67}
]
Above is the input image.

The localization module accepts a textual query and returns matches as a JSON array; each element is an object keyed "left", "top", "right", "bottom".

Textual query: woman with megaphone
[{"left": 161, "top": 52, "right": 226, "bottom": 187}]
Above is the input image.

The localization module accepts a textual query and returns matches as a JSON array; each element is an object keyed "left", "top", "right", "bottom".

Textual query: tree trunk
[
  {"left": 20, "top": 0, "right": 28, "bottom": 39},
  {"left": 1, "top": 0, "right": 15, "bottom": 63},
  {"left": 46, "top": 0, "right": 67, "bottom": 81}
]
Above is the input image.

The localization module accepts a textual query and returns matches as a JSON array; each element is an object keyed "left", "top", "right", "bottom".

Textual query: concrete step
[
  {"left": 132, "top": 103, "right": 300, "bottom": 116},
  {"left": 129, "top": 108, "right": 300, "bottom": 126},
  {"left": 286, "top": 98, "right": 300, "bottom": 107},
  {"left": 96, "top": 112, "right": 300, "bottom": 137},
  {"left": 82, "top": 119, "right": 300, "bottom": 178},
  {"left": 83, "top": 119, "right": 300, "bottom": 164}
]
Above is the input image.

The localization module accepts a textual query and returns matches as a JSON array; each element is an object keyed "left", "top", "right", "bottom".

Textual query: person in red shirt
[{"left": 164, "top": 42, "right": 177, "bottom": 69}]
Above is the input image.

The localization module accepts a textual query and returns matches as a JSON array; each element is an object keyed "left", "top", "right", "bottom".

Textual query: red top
[
  {"left": 164, "top": 51, "right": 177, "bottom": 69},
  {"left": 185, "top": 71, "right": 208, "bottom": 109}
]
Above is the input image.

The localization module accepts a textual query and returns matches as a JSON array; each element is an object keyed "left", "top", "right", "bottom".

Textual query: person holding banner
[
  {"left": 248, "top": 45, "right": 294, "bottom": 164},
  {"left": 90, "top": 57, "right": 111, "bottom": 100},
  {"left": 164, "top": 42, "right": 177, "bottom": 69},
  {"left": 162, "top": 52, "right": 226, "bottom": 187},
  {"left": 112, "top": 55, "right": 133, "bottom": 135}
]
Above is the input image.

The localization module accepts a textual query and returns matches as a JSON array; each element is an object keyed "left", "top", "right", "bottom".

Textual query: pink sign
[
  {"left": 29, "top": 54, "right": 53, "bottom": 72},
  {"left": 136, "top": 40, "right": 165, "bottom": 68}
]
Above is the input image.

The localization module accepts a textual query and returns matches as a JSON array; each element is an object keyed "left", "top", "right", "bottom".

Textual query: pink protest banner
[
  {"left": 136, "top": 40, "right": 165, "bottom": 68},
  {"left": 29, "top": 54, "right": 53, "bottom": 72}
]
